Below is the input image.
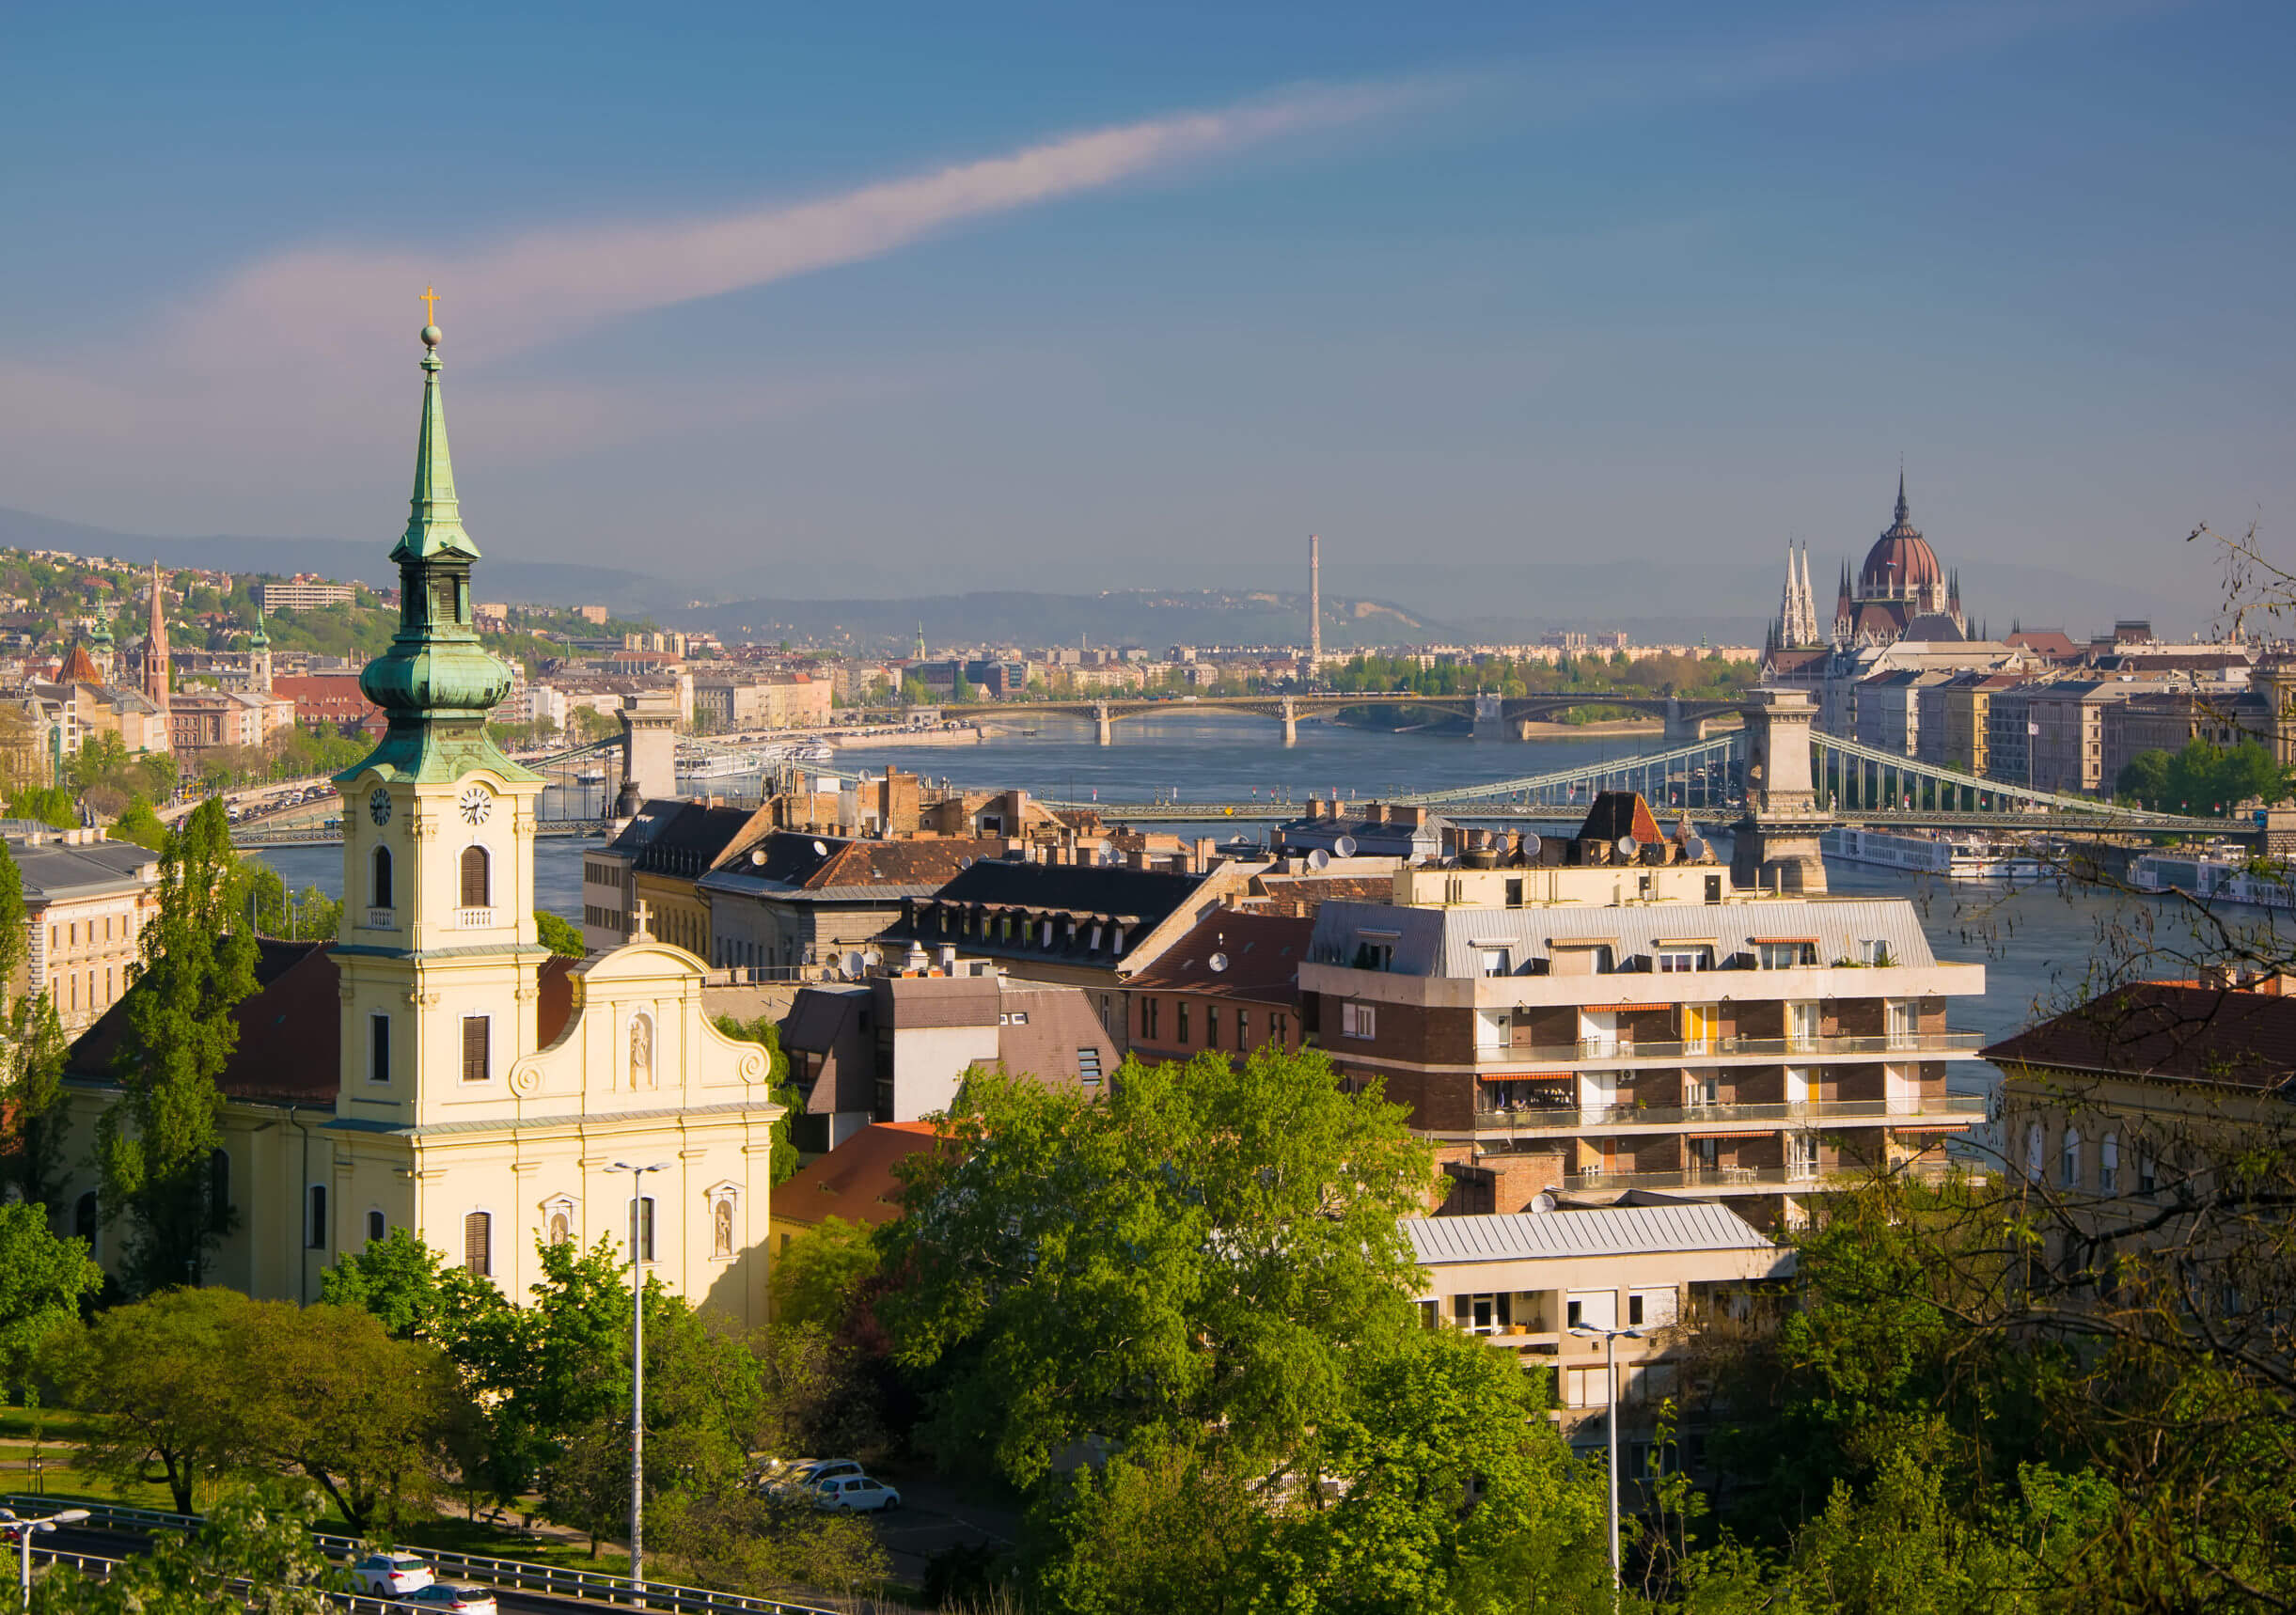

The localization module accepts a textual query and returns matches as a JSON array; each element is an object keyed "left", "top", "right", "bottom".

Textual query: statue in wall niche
[
  {"left": 631, "top": 1012, "right": 655, "bottom": 1090},
  {"left": 714, "top": 1196, "right": 734, "bottom": 1259}
]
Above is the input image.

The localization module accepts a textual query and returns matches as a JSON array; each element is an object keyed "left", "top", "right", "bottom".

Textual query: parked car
[
  {"left": 350, "top": 1553, "right": 432, "bottom": 1595},
  {"left": 759, "top": 1456, "right": 863, "bottom": 1497},
  {"left": 400, "top": 1583, "right": 498, "bottom": 1615},
  {"left": 815, "top": 1474, "right": 902, "bottom": 1513}
]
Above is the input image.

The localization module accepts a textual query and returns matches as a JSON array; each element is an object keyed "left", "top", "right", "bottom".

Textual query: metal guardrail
[
  {"left": 6, "top": 1497, "right": 841, "bottom": 1615},
  {"left": 1468, "top": 1093, "right": 1990, "bottom": 1134},
  {"left": 1484, "top": 1031, "right": 1987, "bottom": 1066}
]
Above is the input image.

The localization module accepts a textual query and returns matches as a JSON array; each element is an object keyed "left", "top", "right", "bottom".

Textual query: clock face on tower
[
  {"left": 459, "top": 785, "right": 493, "bottom": 826},
  {"left": 368, "top": 788, "right": 391, "bottom": 826}
]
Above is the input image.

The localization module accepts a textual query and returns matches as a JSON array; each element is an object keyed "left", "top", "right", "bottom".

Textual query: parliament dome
[{"left": 1858, "top": 476, "right": 1942, "bottom": 599}]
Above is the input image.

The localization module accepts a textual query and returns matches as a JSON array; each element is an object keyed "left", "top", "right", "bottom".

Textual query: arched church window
[
  {"left": 460, "top": 845, "right": 491, "bottom": 908},
  {"left": 371, "top": 845, "right": 394, "bottom": 909},
  {"left": 367, "top": 1210, "right": 385, "bottom": 1245},
  {"left": 464, "top": 1211, "right": 492, "bottom": 1276}
]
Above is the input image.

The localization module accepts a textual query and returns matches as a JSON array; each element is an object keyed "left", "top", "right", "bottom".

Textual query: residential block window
[
  {"left": 1270, "top": 1011, "right": 1288, "bottom": 1045},
  {"left": 1887, "top": 1000, "right": 1919, "bottom": 1048},
  {"left": 1479, "top": 948, "right": 1511, "bottom": 978},
  {"left": 2139, "top": 1152, "right": 2158, "bottom": 1196},
  {"left": 1353, "top": 936, "right": 1396, "bottom": 971},
  {"left": 460, "top": 844, "right": 491, "bottom": 908},
  {"left": 1176, "top": 1001, "right": 1191, "bottom": 1043},
  {"left": 2025, "top": 1122, "right": 2045, "bottom": 1180},
  {"left": 369, "top": 1013, "right": 391, "bottom": 1084},
  {"left": 462, "top": 1015, "right": 491, "bottom": 1082},
  {"left": 1235, "top": 1010, "right": 1250, "bottom": 1048},
  {"left": 1341, "top": 1001, "right": 1376, "bottom": 1040},
  {"left": 1204, "top": 1005, "right": 1219, "bottom": 1046},
  {"left": 2061, "top": 1127, "right": 2083, "bottom": 1189},
  {"left": 1758, "top": 941, "right": 1816, "bottom": 968},
  {"left": 464, "top": 1211, "right": 492, "bottom": 1276},
  {"left": 1504, "top": 878, "right": 1524, "bottom": 907},
  {"left": 2099, "top": 1133, "right": 2120, "bottom": 1194},
  {"left": 1628, "top": 1287, "right": 1678, "bottom": 1328},
  {"left": 1657, "top": 949, "right": 1709, "bottom": 974},
  {"left": 1140, "top": 996, "right": 1159, "bottom": 1040},
  {"left": 1786, "top": 1002, "right": 1820, "bottom": 1049}
]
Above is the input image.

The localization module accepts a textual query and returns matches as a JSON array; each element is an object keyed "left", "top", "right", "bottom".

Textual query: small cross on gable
[{"left": 630, "top": 898, "right": 653, "bottom": 941}]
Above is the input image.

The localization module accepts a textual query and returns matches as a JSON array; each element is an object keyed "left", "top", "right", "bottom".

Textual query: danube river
[{"left": 248, "top": 713, "right": 2212, "bottom": 1046}]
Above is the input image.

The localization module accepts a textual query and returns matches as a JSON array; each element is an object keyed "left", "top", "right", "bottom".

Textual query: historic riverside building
[
  {"left": 57, "top": 319, "right": 783, "bottom": 1320},
  {"left": 1297, "top": 783, "right": 1987, "bottom": 1231},
  {"left": 1771, "top": 475, "right": 1973, "bottom": 654}
]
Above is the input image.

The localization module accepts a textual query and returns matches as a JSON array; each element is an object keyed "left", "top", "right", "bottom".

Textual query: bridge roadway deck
[{"left": 1037, "top": 803, "right": 2235, "bottom": 834}]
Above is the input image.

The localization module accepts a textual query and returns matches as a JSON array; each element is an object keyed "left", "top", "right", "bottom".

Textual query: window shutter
[
  {"left": 461, "top": 845, "right": 490, "bottom": 907},
  {"left": 464, "top": 1211, "right": 491, "bottom": 1275},
  {"left": 463, "top": 1016, "right": 490, "bottom": 1082}
]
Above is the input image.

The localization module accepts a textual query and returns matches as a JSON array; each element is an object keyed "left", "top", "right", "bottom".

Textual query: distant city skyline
[{"left": 4, "top": 1, "right": 2290, "bottom": 614}]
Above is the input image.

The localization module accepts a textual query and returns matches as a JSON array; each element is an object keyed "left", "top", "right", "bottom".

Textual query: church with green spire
[{"left": 51, "top": 315, "right": 785, "bottom": 1323}]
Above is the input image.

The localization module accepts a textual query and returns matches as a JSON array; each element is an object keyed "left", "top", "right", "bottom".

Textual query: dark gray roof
[{"left": 8, "top": 836, "right": 161, "bottom": 904}]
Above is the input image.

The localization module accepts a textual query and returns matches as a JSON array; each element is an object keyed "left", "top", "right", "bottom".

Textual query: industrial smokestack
[{"left": 1309, "top": 533, "right": 1322, "bottom": 671}]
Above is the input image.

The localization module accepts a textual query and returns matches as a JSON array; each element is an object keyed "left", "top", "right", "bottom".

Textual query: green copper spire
[
  {"left": 393, "top": 321, "right": 479, "bottom": 563},
  {"left": 248, "top": 607, "right": 270, "bottom": 649},
  {"left": 341, "top": 313, "right": 535, "bottom": 789}
]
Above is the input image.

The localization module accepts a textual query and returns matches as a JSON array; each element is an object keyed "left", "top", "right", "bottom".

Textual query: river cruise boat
[
  {"left": 1821, "top": 826, "right": 2048, "bottom": 883},
  {"left": 2130, "top": 848, "right": 2296, "bottom": 910}
]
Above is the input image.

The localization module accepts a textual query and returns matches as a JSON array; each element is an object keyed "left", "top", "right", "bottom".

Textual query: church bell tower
[{"left": 331, "top": 312, "right": 547, "bottom": 1137}]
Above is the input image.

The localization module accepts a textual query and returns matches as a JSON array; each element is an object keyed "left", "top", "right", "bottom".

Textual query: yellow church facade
[{"left": 55, "top": 318, "right": 782, "bottom": 1325}]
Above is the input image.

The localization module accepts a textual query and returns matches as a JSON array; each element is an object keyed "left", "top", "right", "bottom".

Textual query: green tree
[
  {"left": 111, "top": 793, "right": 167, "bottom": 851},
  {"left": 0, "top": 835, "right": 25, "bottom": 987},
  {"left": 0, "top": 1202, "right": 101, "bottom": 1395},
  {"left": 45, "top": 1286, "right": 256, "bottom": 1513},
  {"left": 319, "top": 1226, "right": 507, "bottom": 1345},
  {"left": 237, "top": 1299, "right": 470, "bottom": 1535},
  {"left": 880, "top": 1045, "right": 1438, "bottom": 1488},
  {"left": 713, "top": 1014, "right": 800, "bottom": 1184},
  {"left": 0, "top": 990, "right": 72, "bottom": 1208},
  {"left": 10, "top": 786, "right": 77, "bottom": 830},
  {"left": 535, "top": 908, "right": 586, "bottom": 957},
  {"left": 769, "top": 1215, "right": 880, "bottom": 1333},
  {"left": 31, "top": 1483, "right": 343, "bottom": 1615},
  {"left": 96, "top": 798, "right": 260, "bottom": 1293},
  {"left": 240, "top": 860, "right": 343, "bottom": 941}
]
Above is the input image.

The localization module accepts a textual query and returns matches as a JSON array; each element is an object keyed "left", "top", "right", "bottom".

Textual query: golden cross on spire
[{"left": 419, "top": 285, "right": 441, "bottom": 325}]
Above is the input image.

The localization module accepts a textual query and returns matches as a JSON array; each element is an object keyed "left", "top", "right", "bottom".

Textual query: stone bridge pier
[
  {"left": 1093, "top": 702, "right": 1113, "bottom": 746},
  {"left": 1664, "top": 697, "right": 1713, "bottom": 745},
  {"left": 1281, "top": 698, "right": 1298, "bottom": 747},
  {"left": 1472, "top": 692, "right": 1508, "bottom": 741}
]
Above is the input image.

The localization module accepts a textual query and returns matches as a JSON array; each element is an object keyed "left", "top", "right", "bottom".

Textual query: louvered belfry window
[
  {"left": 461, "top": 845, "right": 491, "bottom": 908},
  {"left": 464, "top": 1211, "right": 491, "bottom": 1276}
]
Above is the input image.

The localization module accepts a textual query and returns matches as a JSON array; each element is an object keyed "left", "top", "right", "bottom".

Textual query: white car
[
  {"left": 815, "top": 1475, "right": 902, "bottom": 1513},
  {"left": 351, "top": 1552, "right": 433, "bottom": 1595}
]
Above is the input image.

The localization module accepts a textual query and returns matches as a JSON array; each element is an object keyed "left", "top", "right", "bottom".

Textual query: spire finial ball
[{"left": 420, "top": 323, "right": 442, "bottom": 349}]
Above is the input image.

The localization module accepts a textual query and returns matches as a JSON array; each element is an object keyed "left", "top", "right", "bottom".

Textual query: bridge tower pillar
[
  {"left": 1729, "top": 689, "right": 1828, "bottom": 895},
  {"left": 1281, "top": 697, "right": 1298, "bottom": 747},
  {"left": 615, "top": 690, "right": 681, "bottom": 817},
  {"left": 1664, "top": 697, "right": 1710, "bottom": 745},
  {"left": 1472, "top": 692, "right": 1508, "bottom": 741},
  {"left": 1093, "top": 702, "right": 1113, "bottom": 746}
]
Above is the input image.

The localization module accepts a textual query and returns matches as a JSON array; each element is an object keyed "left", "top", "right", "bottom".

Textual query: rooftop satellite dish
[
  {"left": 810, "top": 839, "right": 829, "bottom": 856},
  {"left": 1615, "top": 835, "right": 1641, "bottom": 861},
  {"left": 1208, "top": 952, "right": 1229, "bottom": 973},
  {"left": 842, "top": 950, "right": 864, "bottom": 979},
  {"left": 1520, "top": 832, "right": 1542, "bottom": 860},
  {"left": 1684, "top": 836, "right": 1708, "bottom": 861},
  {"left": 1531, "top": 1188, "right": 1558, "bottom": 1215},
  {"left": 959, "top": 855, "right": 975, "bottom": 870},
  {"left": 1333, "top": 835, "right": 1359, "bottom": 858},
  {"left": 863, "top": 947, "right": 883, "bottom": 966},
  {"left": 749, "top": 848, "right": 767, "bottom": 865},
  {"left": 1308, "top": 848, "right": 1331, "bottom": 870}
]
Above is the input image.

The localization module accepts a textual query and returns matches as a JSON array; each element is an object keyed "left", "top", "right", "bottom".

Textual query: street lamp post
[
  {"left": 1568, "top": 1324, "right": 1649, "bottom": 1593},
  {"left": 0, "top": 1507, "right": 89, "bottom": 1610},
  {"left": 606, "top": 1160, "right": 673, "bottom": 1589}
]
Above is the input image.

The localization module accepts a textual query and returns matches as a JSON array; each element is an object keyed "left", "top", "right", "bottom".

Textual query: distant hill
[
  {"left": 0, "top": 506, "right": 663, "bottom": 614},
  {"left": 675, "top": 588, "right": 1445, "bottom": 652}
]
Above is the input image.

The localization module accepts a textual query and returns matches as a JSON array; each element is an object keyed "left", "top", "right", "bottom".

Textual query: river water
[{"left": 249, "top": 713, "right": 2230, "bottom": 1048}]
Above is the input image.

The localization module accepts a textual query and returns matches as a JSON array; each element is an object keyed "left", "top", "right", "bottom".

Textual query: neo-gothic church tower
[{"left": 325, "top": 317, "right": 779, "bottom": 1321}]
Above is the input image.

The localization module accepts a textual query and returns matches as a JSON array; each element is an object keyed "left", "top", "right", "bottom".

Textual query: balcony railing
[
  {"left": 1470, "top": 1094, "right": 1989, "bottom": 1135},
  {"left": 1485, "top": 1031, "right": 1985, "bottom": 1067},
  {"left": 1565, "top": 1157, "right": 1979, "bottom": 1195}
]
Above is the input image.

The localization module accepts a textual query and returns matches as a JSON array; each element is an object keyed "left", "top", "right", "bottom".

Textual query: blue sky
[{"left": 4, "top": 0, "right": 2291, "bottom": 619}]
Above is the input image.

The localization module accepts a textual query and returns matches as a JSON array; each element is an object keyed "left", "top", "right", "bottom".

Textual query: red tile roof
[
  {"left": 1984, "top": 980, "right": 2296, "bottom": 1093},
  {"left": 774, "top": 1121, "right": 945, "bottom": 1231},
  {"left": 1123, "top": 908, "right": 1313, "bottom": 1004}
]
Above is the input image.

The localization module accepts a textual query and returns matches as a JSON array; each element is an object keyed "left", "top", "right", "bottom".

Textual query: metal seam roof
[{"left": 1402, "top": 1202, "right": 1775, "bottom": 1264}]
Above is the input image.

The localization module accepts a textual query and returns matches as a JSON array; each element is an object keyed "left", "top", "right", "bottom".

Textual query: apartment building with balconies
[{"left": 1297, "top": 795, "right": 1987, "bottom": 1229}]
